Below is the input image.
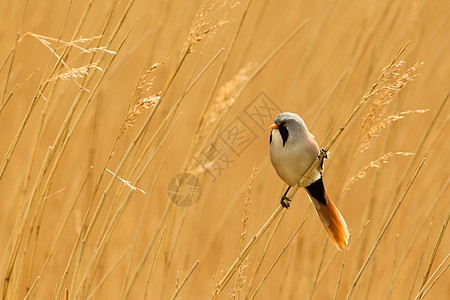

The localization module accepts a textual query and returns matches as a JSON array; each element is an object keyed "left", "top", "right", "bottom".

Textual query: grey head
[{"left": 270, "top": 112, "right": 308, "bottom": 146}]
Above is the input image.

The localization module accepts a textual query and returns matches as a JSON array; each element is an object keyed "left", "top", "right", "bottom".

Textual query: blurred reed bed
[{"left": 0, "top": 0, "right": 448, "bottom": 299}]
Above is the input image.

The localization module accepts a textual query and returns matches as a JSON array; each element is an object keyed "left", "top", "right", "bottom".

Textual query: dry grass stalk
[
  {"left": 21, "top": 33, "right": 102, "bottom": 49},
  {"left": 0, "top": 68, "right": 39, "bottom": 114},
  {"left": 229, "top": 246, "right": 249, "bottom": 299},
  {"left": 334, "top": 242, "right": 350, "bottom": 300},
  {"left": 81, "top": 116, "right": 180, "bottom": 299},
  {"left": 1, "top": 3, "right": 129, "bottom": 298},
  {"left": 76, "top": 14, "right": 225, "bottom": 296},
  {"left": 122, "top": 223, "right": 169, "bottom": 300},
  {"left": 2, "top": 26, "right": 129, "bottom": 300},
  {"left": 120, "top": 153, "right": 170, "bottom": 299},
  {"left": 351, "top": 102, "right": 420, "bottom": 271},
  {"left": 119, "top": 152, "right": 168, "bottom": 295},
  {"left": 345, "top": 158, "right": 426, "bottom": 300},
  {"left": 175, "top": 271, "right": 180, "bottom": 294},
  {"left": 122, "top": 60, "right": 166, "bottom": 132},
  {"left": 36, "top": 166, "right": 92, "bottom": 286},
  {"left": 214, "top": 205, "right": 285, "bottom": 296},
  {"left": 86, "top": 247, "right": 131, "bottom": 300},
  {"left": 307, "top": 238, "right": 330, "bottom": 300},
  {"left": 142, "top": 228, "right": 166, "bottom": 300},
  {"left": 415, "top": 253, "right": 450, "bottom": 300},
  {"left": 170, "top": 260, "right": 200, "bottom": 300},
  {"left": 52, "top": 32, "right": 133, "bottom": 300},
  {"left": 94, "top": 50, "right": 223, "bottom": 298},
  {"left": 166, "top": 209, "right": 189, "bottom": 279},
  {"left": 408, "top": 222, "right": 434, "bottom": 300},
  {"left": 416, "top": 208, "right": 450, "bottom": 299},
  {"left": 105, "top": 168, "right": 145, "bottom": 194},
  {"left": 230, "top": 166, "right": 258, "bottom": 299},
  {"left": 345, "top": 152, "right": 413, "bottom": 191},
  {"left": 0, "top": 12, "right": 124, "bottom": 187},
  {"left": 249, "top": 217, "right": 308, "bottom": 300},
  {"left": 361, "top": 93, "right": 449, "bottom": 291},
  {"left": 40, "top": 33, "right": 116, "bottom": 55},
  {"left": 23, "top": 275, "right": 40, "bottom": 300},
  {"left": 75, "top": 42, "right": 183, "bottom": 291},
  {"left": 394, "top": 178, "right": 449, "bottom": 283},
  {"left": 245, "top": 209, "right": 287, "bottom": 299},
  {"left": 118, "top": 49, "right": 222, "bottom": 197},
  {"left": 211, "top": 261, "right": 225, "bottom": 299}
]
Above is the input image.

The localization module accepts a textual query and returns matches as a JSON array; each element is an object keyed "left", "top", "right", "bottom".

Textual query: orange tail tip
[{"left": 309, "top": 193, "right": 350, "bottom": 250}]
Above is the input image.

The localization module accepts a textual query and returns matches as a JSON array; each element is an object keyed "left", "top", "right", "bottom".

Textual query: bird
[{"left": 269, "top": 112, "right": 349, "bottom": 250}]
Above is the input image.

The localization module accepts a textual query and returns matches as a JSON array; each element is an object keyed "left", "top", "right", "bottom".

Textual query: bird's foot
[
  {"left": 280, "top": 195, "right": 291, "bottom": 208},
  {"left": 319, "top": 149, "right": 328, "bottom": 169}
]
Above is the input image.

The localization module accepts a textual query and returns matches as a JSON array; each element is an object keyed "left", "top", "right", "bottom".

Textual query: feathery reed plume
[
  {"left": 230, "top": 166, "right": 258, "bottom": 299},
  {"left": 18, "top": 32, "right": 115, "bottom": 90},
  {"left": 21, "top": 33, "right": 102, "bottom": 49},
  {"left": 211, "top": 261, "right": 224, "bottom": 299},
  {"left": 175, "top": 270, "right": 180, "bottom": 294},
  {"left": 37, "top": 33, "right": 116, "bottom": 54},
  {"left": 358, "top": 62, "right": 424, "bottom": 152},
  {"left": 21, "top": 32, "right": 115, "bottom": 64},
  {"left": 170, "top": 260, "right": 200, "bottom": 300},
  {"left": 189, "top": 63, "right": 256, "bottom": 176},
  {"left": 359, "top": 109, "right": 429, "bottom": 152},
  {"left": 182, "top": 1, "right": 233, "bottom": 55},
  {"left": 122, "top": 60, "right": 166, "bottom": 132},
  {"left": 345, "top": 152, "right": 413, "bottom": 191},
  {"left": 200, "top": 63, "right": 255, "bottom": 133},
  {"left": 46, "top": 64, "right": 102, "bottom": 82}
]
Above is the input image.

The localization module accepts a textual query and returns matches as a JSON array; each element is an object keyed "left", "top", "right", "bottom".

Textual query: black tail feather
[{"left": 305, "top": 177, "right": 327, "bottom": 205}]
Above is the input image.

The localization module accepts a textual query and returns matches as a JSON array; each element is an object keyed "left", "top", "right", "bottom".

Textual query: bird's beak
[{"left": 269, "top": 123, "right": 278, "bottom": 129}]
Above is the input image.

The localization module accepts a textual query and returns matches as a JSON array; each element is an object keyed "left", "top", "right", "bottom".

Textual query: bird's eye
[{"left": 283, "top": 123, "right": 287, "bottom": 127}]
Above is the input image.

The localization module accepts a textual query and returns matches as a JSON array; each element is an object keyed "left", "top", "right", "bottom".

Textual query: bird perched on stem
[{"left": 269, "top": 112, "right": 349, "bottom": 250}]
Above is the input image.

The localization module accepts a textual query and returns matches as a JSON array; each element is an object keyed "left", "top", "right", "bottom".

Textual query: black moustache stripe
[{"left": 279, "top": 124, "right": 289, "bottom": 146}]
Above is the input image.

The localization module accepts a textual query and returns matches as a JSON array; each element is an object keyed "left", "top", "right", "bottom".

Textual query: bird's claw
[
  {"left": 280, "top": 195, "right": 291, "bottom": 208},
  {"left": 319, "top": 149, "right": 328, "bottom": 169}
]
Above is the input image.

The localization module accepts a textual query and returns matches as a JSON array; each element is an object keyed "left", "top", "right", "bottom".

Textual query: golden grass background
[{"left": 0, "top": 0, "right": 449, "bottom": 299}]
